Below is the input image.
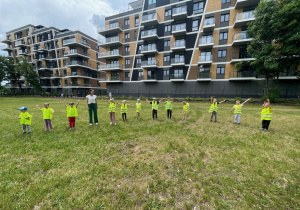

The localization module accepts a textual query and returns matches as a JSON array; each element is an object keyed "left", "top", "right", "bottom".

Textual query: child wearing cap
[
  {"left": 182, "top": 101, "right": 190, "bottom": 121},
  {"left": 230, "top": 98, "right": 251, "bottom": 125},
  {"left": 146, "top": 97, "right": 164, "bottom": 120},
  {"left": 35, "top": 103, "right": 55, "bottom": 131},
  {"left": 14, "top": 107, "right": 32, "bottom": 134},
  {"left": 136, "top": 99, "right": 143, "bottom": 120},
  {"left": 106, "top": 97, "right": 117, "bottom": 125},
  {"left": 62, "top": 99, "right": 81, "bottom": 129},
  {"left": 118, "top": 100, "right": 132, "bottom": 122}
]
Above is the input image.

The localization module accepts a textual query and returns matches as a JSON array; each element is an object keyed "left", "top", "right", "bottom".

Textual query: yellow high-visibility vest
[
  {"left": 165, "top": 101, "right": 173, "bottom": 110},
  {"left": 109, "top": 102, "right": 116, "bottom": 113},
  {"left": 152, "top": 101, "right": 158, "bottom": 110},
  {"left": 136, "top": 103, "right": 142, "bottom": 113},
  {"left": 19, "top": 112, "right": 32, "bottom": 125},
  {"left": 234, "top": 105, "right": 242, "bottom": 114},
  {"left": 42, "top": 108, "right": 54, "bottom": 119},
  {"left": 261, "top": 107, "right": 272, "bottom": 120},
  {"left": 121, "top": 104, "right": 128, "bottom": 113},
  {"left": 67, "top": 106, "right": 78, "bottom": 117},
  {"left": 183, "top": 103, "right": 190, "bottom": 113},
  {"left": 209, "top": 102, "right": 218, "bottom": 112}
]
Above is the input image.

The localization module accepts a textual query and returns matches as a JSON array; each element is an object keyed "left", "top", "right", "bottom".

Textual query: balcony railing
[
  {"left": 173, "top": 6, "right": 187, "bottom": 15},
  {"left": 231, "top": 52, "right": 253, "bottom": 60},
  {"left": 198, "top": 55, "right": 213, "bottom": 62},
  {"left": 99, "top": 49, "right": 123, "bottom": 57},
  {"left": 171, "top": 40, "right": 186, "bottom": 49},
  {"left": 66, "top": 61, "right": 91, "bottom": 67},
  {"left": 98, "top": 22, "right": 123, "bottom": 32},
  {"left": 98, "top": 36, "right": 123, "bottom": 45},
  {"left": 170, "top": 74, "right": 184, "bottom": 79},
  {"left": 64, "top": 50, "right": 90, "bottom": 57},
  {"left": 99, "top": 76, "right": 124, "bottom": 81},
  {"left": 171, "top": 57, "right": 185, "bottom": 65},
  {"left": 229, "top": 70, "right": 256, "bottom": 78},
  {"left": 67, "top": 72, "right": 91, "bottom": 77},
  {"left": 141, "top": 60, "right": 158, "bottom": 67},
  {"left": 199, "top": 36, "right": 214, "bottom": 45},
  {"left": 146, "top": 75, "right": 156, "bottom": 80},
  {"left": 198, "top": 72, "right": 211, "bottom": 79},
  {"left": 235, "top": 11, "right": 255, "bottom": 22},
  {"left": 15, "top": 40, "right": 27, "bottom": 46},
  {"left": 172, "top": 23, "right": 186, "bottom": 32},
  {"left": 204, "top": 18, "right": 215, "bottom": 26},
  {"left": 141, "top": 13, "right": 160, "bottom": 23},
  {"left": 99, "top": 63, "right": 124, "bottom": 70},
  {"left": 63, "top": 38, "right": 91, "bottom": 48},
  {"left": 141, "top": 44, "right": 157, "bottom": 53},
  {"left": 141, "top": 29, "right": 158, "bottom": 38}
]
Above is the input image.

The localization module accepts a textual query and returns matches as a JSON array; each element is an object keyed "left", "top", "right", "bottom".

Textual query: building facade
[
  {"left": 98, "top": 0, "right": 299, "bottom": 98},
  {"left": 1, "top": 24, "right": 107, "bottom": 96}
]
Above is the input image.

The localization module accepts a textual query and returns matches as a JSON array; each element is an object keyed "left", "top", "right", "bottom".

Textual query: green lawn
[{"left": 0, "top": 97, "right": 299, "bottom": 209}]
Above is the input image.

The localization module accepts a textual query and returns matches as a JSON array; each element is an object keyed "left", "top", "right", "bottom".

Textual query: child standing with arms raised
[
  {"left": 119, "top": 100, "right": 132, "bottom": 122},
  {"left": 106, "top": 98, "right": 117, "bottom": 125},
  {"left": 136, "top": 99, "right": 143, "bottom": 120},
  {"left": 36, "top": 103, "right": 55, "bottom": 131},
  {"left": 164, "top": 98, "right": 173, "bottom": 119},
  {"left": 261, "top": 98, "right": 272, "bottom": 130},
  {"left": 62, "top": 99, "right": 81, "bottom": 129},
  {"left": 230, "top": 98, "right": 251, "bottom": 124},
  {"left": 209, "top": 96, "right": 226, "bottom": 122},
  {"left": 14, "top": 107, "right": 32, "bottom": 134},
  {"left": 145, "top": 97, "right": 163, "bottom": 120}
]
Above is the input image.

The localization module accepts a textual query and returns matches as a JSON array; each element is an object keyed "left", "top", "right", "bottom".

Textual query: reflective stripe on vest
[
  {"left": 67, "top": 106, "right": 78, "bottom": 117},
  {"left": 152, "top": 101, "right": 158, "bottom": 110},
  {"left": 261, "top": 107, "right": 272, "bottom": 120},
  {"left": 183, "top": 103, "right": 189, "bottom": 113},
  {"left": 121, "top": 104, "right": 128, "bottom": 113},
  {"left": 234, "top": 105, "right": 242, "bottom": 114},
  {"left": 109, "top": 102, "right": 116, "bottom": 112},
  {"left": 136, "top": 103, "right": 142, "bottom": 112},
  {"left": 209, "top": 102, "right": 218, "bottom": 112},
  {"left": 165, "top": 101, "right": 173, "bottom": 110}
]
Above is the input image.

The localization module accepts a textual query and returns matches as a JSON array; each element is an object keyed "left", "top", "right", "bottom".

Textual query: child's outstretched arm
[
  {"left": 159, "top": 98, "right": 164, "bottom": 102},
  {"left": 241, "top": 98, "right": 251, "bottom": 106},
  {"left": 62, "top": 99, "right": 68, "bottom": 107},
  {"left": 219, "top": 99, "right": 226, "bottom": 104},
  {"left": 35, "top": 104, "right": 42, "bottom": 110},
  {"left": 105, "top": 97, "right": 110, "bottom": 104},
  {"left": 171, "top": 98, "right": 173, "bottom": 102},
  {"left": 210, "top": 96, "right": 213, "bottom": 103},
  {"left": 230, "top": 106, "right": 234, "bottom": 112},
  {"left": 76, "top": 99, "right": 80, "bottom": 108},
  {"left": 267, "top": 98, "right": 271, "bottom": 107},
  {"left": 13, "top": 116, "right": 19, "bottom": 119}
]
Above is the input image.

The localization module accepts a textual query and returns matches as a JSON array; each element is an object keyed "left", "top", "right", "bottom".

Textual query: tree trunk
[{"left": 17, "top": 79, "right": 23, "bottom": 95}]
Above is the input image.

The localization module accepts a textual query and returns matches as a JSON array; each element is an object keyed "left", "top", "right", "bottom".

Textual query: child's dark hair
[{"left": 89, "top": 89, "right": 94, "bottom": 94}]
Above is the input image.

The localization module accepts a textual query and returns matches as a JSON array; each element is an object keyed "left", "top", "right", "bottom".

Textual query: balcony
[
  {"left": 230, "top": 52, "right": 255, "bottom": 63},
  {"left": 99, "top": 75, "right": 124, "bottom": 83},
  {"left": 203, "top": 18, "right": 215, "bottom": 31},
  {"left": 198, "top": 55, "right": 213, "bottom": 65},
  {"left": 170, "top": 74, "right": 185, "bottom": 82},
  {"left": 65, "top": 61, "right": 91, "bottom": 68},
  {"left": 98, "top": 22, "right": 123, "bottom": 36},
  {"left": 232, "top": 32, "right": 254, "bottom": 46},
  {"left": 64, "top": 50, "right": 91, "bottom": 59},
  {"left": 141, "top": 44, "right": 158, "bottom": 54},
  {"left": 141, "top": 60, "right": 158, "bottom": 68},
  {"left": 39, "top": 56, "right": 54, "bottom": 61},
  {"left": 172, "top": 6, "right": 187, "bottom": 20},
  {"left": 18, "top": 51, "right": 28, "bottom": 56},
  {"left": 141, "top": 29, "right": 158, "bottom": 41},
  {"left": 198, "top": 37, "right": 214, "bottom": 49},
  {"left": 278, "top": 70, "right": 299, "bottom": 80},
  {"left": 15, "top": 40, "right": 28, "bottom": 47},
  {"left": 141, "top": 13, "right": 160, "bottom": 26},
  {"left": 2, "top": 46, "right": 13, "bottom": 51},
  {"left": 98, "top": 36, "right": 123, "bottom": 47},
  {"left": 98, "top": 63, "right": 124, "bottom": 71},
  {"left": 229, "top": 70, "right": 256, "bottom": 80},
  {"left": 235, "top": 0, "right": 260, "bottom": 9},
  {"left": 37, "top": 45, "right": 50, "bottom": 52},
  {"left": 172, "top": 23, "right": 186, "bottom": 36},
  {"left": 234, "top": 11, "right": 255, "bottom": 28},
  {"left": 197, "top": 72, "right": 211, "bottom": 81},
  {"left": 141, "top": 75, "right": 157, "bottom": 82},
  {"left": 37, "top": 65, "right": 54, "bottom": 70},
  {"left": 171, "top": 57, "right": 185, "bottom": 66},
  {"left": 98, "top": 49, "right": 123, "bottom": 59},
  {"left": 66, "top": 72, "right": 92, "bottom": 78},
  {"left": 171, "top": 40, "right": 186, "bottom": 51},
  {"left": 63, "top": 38, "right": 91, "bottom": 48},
  {"left": 1, "top": 37, "right": 12, "bottom": 44}
]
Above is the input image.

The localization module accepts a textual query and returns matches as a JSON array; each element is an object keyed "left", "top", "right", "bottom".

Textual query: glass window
[
  {"left": 125, "top": 33, "right": 130, "bottom": 39},
  {"left": 164, "top": 70, "right": 169, "bottom": 76},
  {"left": 192, "top": 20, "right": 199, "bottom": 31},
  {"left": 125, "top": 19, "right": 129, "bottom": 26},
  {"left": 126, "top": 59, "right": 130, "bottom": 65},
  {"left": 164, "top": 40, "right": 170, "bottom": 47},
  {"left": 139, "top": 71, "right": 143, "bottom": 77},
  {"left": 222, "top": 0, "right": 230, "bottom": 3},
  {"left": 193, "top": 2, "right": 204, "bottom": 14},
  {"left": 217, "top": 67, "right": 225, "bottom": 74},
  {"left": 164, "top": 55, "right": 170, "bottom": 62},
  {"left": 219, "top": 32, "right": 228, "bottom": 40},
  {"left": 136, "top": 58, "right": 141, "bottom": 64},
  {"left": 125, "top": 46, "right": 130, "bottom": 52},
  {"left": 148, "top": 0, "right": 156, "bottom": 5},
  {"left": 218, "top": 50, "right": 227, "bottom": 57},
  {"left": 164, "top": 25, "right": 171, "bottom": 32},
  {"left": 135, "top": 17, "right": 139, "bottom": 27},
  {"left": 165, "top": 9, "right": 171, "bottom": 17},
  {"left": 221, "top": 14, "right": 230, "bottom": 22}
]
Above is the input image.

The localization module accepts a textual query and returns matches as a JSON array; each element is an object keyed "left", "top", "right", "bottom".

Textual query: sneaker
[
  {"left": 264, "top": 129, "right": 267, "bottom": 131},
  {"left": 23, "top": 132, "right": 26, "bottom": 134},
  {"left": 182, "top": 119, "right": 184, "bottom": 121},
  {"left": 238, "top": 123, "right": 240, "bottom": 125},
  {"left": 95, "top": 123, "right": 98, "bottom": 125},
  {"left": 156, "top": 118, "right": 157, "bottom": 120},
  {"left": 45, "top": 129, "right": 48, "bottom": 131},
  {"left": 115, "top": 123, "right": 117, "bottom": 125},
  {"left": 49, "top": 129, "right": 52, "bottom": 132},
  {"left": 185, "top": 119, "right": 187, "bottom": 121},
  {"left": 89, "top": 124, "right": 92, "bottom": 126},
  {"left": 261, "top": 128, "right": 264, "bottom": 130},
  {"left": 28, "top": 132, "right": 31, "bottom": 134},
  {"left": 110, "top": 122, "right": 112, "bottom": 125}
]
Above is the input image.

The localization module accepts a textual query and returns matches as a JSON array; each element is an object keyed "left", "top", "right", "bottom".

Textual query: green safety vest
[
  {"left": 42, "top": 108, "right": 54, "bottom": 119},
  {"left": 136, "top": 103, "right": 142, "bottom": 113},
  {"left": 19, "top": 112, "right": 32, "bottom": 125},
  {"left": 209, "top": 102, "right": 218, "bottom": 112},
  {"left": 109, "top": 102, "right": 116, "bottom": 113},
  {"left": 183, "top": 103, "right": 189, "bottom": 113},
  {"left": 152, "top": 101, "right": 158, "bottom": 110},
  {"left": 67, "top": 106, "right": 78, "bottom": 117},
  {"left": 234, "top": 105, "right": 242, "bottom": 114},
  {"left": 165, "top": 101, "right": 173, "bottom": 110},
  {"left": 261, "top": 107, "right": 272, "bottom": 121},
  {"left": 121, "top": 104, "right": 128, "bottom": 113}
]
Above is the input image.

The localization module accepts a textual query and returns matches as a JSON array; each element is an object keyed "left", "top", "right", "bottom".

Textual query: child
[
  {"left": 14, "top": 107, "right": 32, "bottom": 134},
  {"left": 209, "top": 96, "right": 226, "bottom": 122},
  {"left": 62, "top": 99, "right": 81, "bottom": 129},
  {"left": 261, "top": 98, "right": 272, "bottom": 131},
  {"left": 119, "top": 100, "right": 132, "bottom": 122},
  {"left": 145, "top": 97, "right": 164, "bottom": 120},
  {"left": 164, "top": 98, "right": 173, "bottom": 119},
  {"left": 136, "top": 99, "right": 143, "bottom": 120},
  {"left": 182, "top": 101, "right": 190, "bottom": 121},
  {"left": 230, "top": 98, "right": 251, "bottom": 124},
  {"left": 35, "top": 103, "right": 55, "bottom": 131},
  {"left": 106, "top": 98, "right": 117, "bottom": 125}
]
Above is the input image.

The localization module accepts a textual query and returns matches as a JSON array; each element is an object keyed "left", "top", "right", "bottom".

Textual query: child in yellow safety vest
[
  {"left": 182, "top": 101, "right": 190, "bottom": 121},
  {"left": 106, "top": 98, "right": 117, "bottom": 125},
  {"left": 164, "top": 98, "right": 173, "bottom": 119},
  {"left": 136, "top": 99, "right": 143, "bottom": 120},
  {"left": 14, "top": 107, "right": 32, "bottom": 134},
  {"left": 209, "top": 96, "right": 226, "bottom": 122},
  {"left": 62, "top": 99, "right": 81, "bottom": 130},
  {"left": 146, "top": 97, "right": 164, "bottom": 120},
  {"left": 35, "top": 103, "right": 55, "bottom": 131},
  {"left": 230, "top": 98, "right": 251, "bottom": 125},
  {"left": 261, "top": 98, "right": 272, "bottom": 131},
  {"left": 118, "top": 100, "right": 132, "bottom": 122}
]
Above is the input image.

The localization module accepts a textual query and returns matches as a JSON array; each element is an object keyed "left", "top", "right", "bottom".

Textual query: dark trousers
[
  {"left": 122, "top": 113, "right": 127, "bottom": 121},
  {"left": 152, "top": 110, "right": 157, "bottom": 119},
  {"left": 210, "top": 111, "right": 217, "bottom": 122},
  {"left": 167, "top": 109, "right": 172, "bottom": 118},
  {"left": 88, "top": 103, "right": 98, "bottom": 124},
  {"left": 68, "top": 117, "right": 76, "bottom": 128},
  {"left": 262, "top": 120, "right": 271, "bottom": 130}
]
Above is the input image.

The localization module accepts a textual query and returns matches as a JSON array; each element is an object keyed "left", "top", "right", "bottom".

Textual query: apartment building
[
  {"left": 1, "top": 24, "right": 106, "bottom": 96},
  {"left": 98, "top": 0, "right": 299, "bottom": 98}
]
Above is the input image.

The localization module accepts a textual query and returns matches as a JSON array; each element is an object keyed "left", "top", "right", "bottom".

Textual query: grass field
[{"left": 0, "top": 97, "right": 299, "bottom": 209}]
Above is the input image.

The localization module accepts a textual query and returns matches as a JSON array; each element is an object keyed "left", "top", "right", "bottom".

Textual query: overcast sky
[{"left": 0, "top": 0, "right": 134, "bottom": 55}]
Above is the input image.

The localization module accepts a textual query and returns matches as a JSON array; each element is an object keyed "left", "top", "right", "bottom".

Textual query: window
[
  {"left": 125, "top": 72, "right": 130, "bottom": 78},
  {"left": 174, "top": 69, "right": 183, "bottom": 77},
  {"left": 136, "top": 58, "right": 141, "bottom": 64},
  {"left": 138, "top": 45, "right": 143, "bottom": 51},
  {"left": 164, "top": 40, "right": 170, "bottom": 47},
  {"left": 125, "top": 59, "right": 130, "bottom": 65},
  {"left": 221, "top": 14, "right": 229, "bottom": 22},
  {"left": 222, "top": 0, "right": 230, "bottom": 3},
  {"left": 218, "top": 50, "right": 227, "bottom": 58},
  {"left": 164, "top": 25, "right": 171, "bottom": 32},
  {"left": 164, "top": 55, "right": 170, "bottom": 62},
  {"left": 125, "top": 46, "right": 130, "bottom": 52},
  {"left": 219, "top": 32, "right": 228, "bottom": 40},
  {"left": 48, "top": 34, "right": 51, "bottom": 39},
  {"left": 138, "top": 71, "right": 143, "bottom": 77},
  {"left": 217, "top": 67, "right": 225, "bottom": 74},
  {"left": 164, "top": 70, "right": 169, "bottom": 76},
  {"left": 125, "top": 19, "right": 129, "bottom": 26},
  {"left": 125, "top": 33, "right": 130, "bottom": 39},
  {"left": 165, "top": 9, "right": 171, "bottom": 17},
  {"left": 135, "top": 17, "right": 139, "bottom": 27},
  {"left": 193, "top": 2, "right": 204, "bottom": 14},
  {"left": 148, "top": 0, "right": 156, "bottom": 5},
  {"left": 192, "top": 20, "right": 199, "bottom": 31}
]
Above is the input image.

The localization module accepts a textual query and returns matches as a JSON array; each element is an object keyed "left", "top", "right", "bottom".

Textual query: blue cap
[{"left": 18, "top": 107, "right": 28, "bottom": 110}]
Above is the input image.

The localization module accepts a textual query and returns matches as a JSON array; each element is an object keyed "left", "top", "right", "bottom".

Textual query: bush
[
  {"left": 261, "top": 88, "right": 281, "bottom": 102},
  {"left": 129, "top": 96, "right": 135, "bottom": 100},
  {"left": 121, "top": 95, "right": 127, "bottom": 99},
  {"left": 195, "top": 97, "right": 204, "bottom": 101},
  {"left": 234, "top": 97, "right": 241, "bottom": 102},
  {"left": 185, "top": 96, "right": 191, "bottom": 101},
  {"left": 139, "top": 95, "right": 145, "bottom": 100}
]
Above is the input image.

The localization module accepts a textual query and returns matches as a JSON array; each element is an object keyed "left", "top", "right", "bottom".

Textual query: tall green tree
[
  {"left": 247, "top": 0, "right": 300, "bottom": 95},
  {"left": 0, "top": 56, "right": 7, "bottom": 85}
]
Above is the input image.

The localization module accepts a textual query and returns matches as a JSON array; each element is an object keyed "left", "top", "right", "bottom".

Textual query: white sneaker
[
  {"left": 110, "top": 122, "right": 112, "bottom": 125},
  {"left": 115, "top": 123, "right": 117, "bottom": 125},
  {"left": 95, "top": 123, "right": 98, "bottom": 125},
  {"left": 89, "top": 124, "right": 92, "bottom": 126}
]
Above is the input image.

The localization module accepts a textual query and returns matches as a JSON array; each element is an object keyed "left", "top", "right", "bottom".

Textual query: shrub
[
  {"left": 261, "top": 88, "right": 281, "bottom": 102},
  {"left": 139, "top": 95, "right": 145, "bottom": 100},
  {"left": 121, "top": 95, "right": 127, "bottom": 99},
  {"left": 185, "top": 96, "right": 191, "bottom": 101},
  {"left": 129, "top": 96, "right": 135, "bottom": 100},
  {"left": 234, "top": 97, "right": 241, "bottom": 102},
  {"left": 195, "top": 97, "right": 204, "bottom": 101}
]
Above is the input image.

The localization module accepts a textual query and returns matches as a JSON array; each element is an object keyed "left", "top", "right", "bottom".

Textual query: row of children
[{"left": 14, "top": 96, "right": 272, "bottom": 133}]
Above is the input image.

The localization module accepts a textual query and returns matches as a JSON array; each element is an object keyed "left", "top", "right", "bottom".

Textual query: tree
[
  {"left": 247, "top": 0, "right": 300, "bottom": 96},
  {"left": 0, "top": 56, "right": 7, "bottom": 85}
]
